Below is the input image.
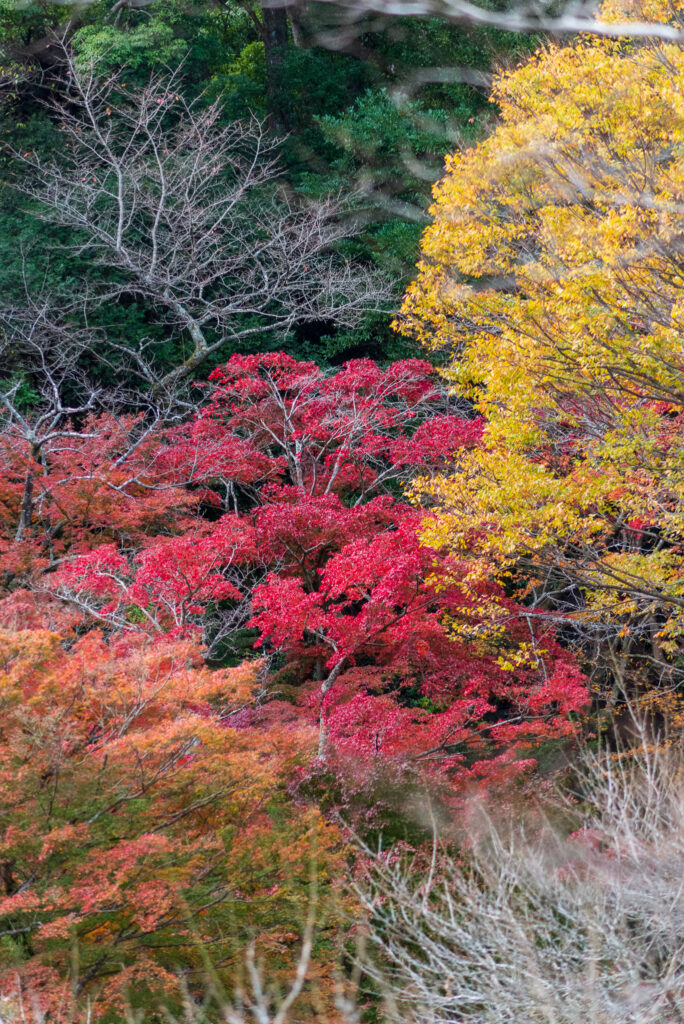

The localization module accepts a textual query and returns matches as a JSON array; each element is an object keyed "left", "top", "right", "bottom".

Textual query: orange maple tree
[{"left": 0, "top": 628, "right": 345, "bottom": 1019}]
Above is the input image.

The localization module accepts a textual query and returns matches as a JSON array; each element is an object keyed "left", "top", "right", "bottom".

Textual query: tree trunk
[
  {"left": 261, "top": 2, "right": 290, "bottom": 133},
  {"left": 15, "top": 468, "right": 34, "bottom": 542},
  {"left": 317, "top": 656, "right": 347, "bottom": 759},
  {"left": 289, "top": 2, "right": 306, "bottom": 47}
]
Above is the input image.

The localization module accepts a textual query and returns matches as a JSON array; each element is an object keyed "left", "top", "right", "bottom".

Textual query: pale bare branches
[
  {"left": 356, "top": 735, "right": 684, "bottom": 1024},
  {"left": 10, "top": 46, "right": 389, "bottom": 394},
  {"left": 309, "top": 0, "right": 684, "bottom": 42}
]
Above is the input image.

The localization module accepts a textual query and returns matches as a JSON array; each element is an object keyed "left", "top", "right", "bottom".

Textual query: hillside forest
[{"left": 0, "top": 0, "right": 682, "bottom": 1021}]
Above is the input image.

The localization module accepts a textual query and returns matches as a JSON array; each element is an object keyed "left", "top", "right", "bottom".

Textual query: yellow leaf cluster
[{"left": 399, "top": 0, "right": 683, "bottom": 652}]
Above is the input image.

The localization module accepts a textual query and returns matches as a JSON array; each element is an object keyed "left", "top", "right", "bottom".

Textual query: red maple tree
[{"left": 29, "top": 354, "right": 587, "bottom": 791}]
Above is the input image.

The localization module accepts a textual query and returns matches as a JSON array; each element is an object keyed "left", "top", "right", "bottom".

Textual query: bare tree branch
[
  {"left": 308, "top": 0, "right": 684, "bottom": 41},
  {"left": 9, "top": 45, "right": 389, "bottom": 395}
]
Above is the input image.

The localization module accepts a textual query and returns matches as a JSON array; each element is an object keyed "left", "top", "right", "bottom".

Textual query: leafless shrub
[{"left": 356, "top": 728, "right": 684, "bottom": 1024}]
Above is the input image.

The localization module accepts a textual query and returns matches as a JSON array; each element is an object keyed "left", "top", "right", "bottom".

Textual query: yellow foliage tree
[{"left": 397, "top": 0, "right": 683, "bottom": 696}]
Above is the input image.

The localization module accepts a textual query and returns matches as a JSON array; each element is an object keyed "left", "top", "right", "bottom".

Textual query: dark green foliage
[{"left": 72, "top": 0, "right": 254, "bottom": 82}]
